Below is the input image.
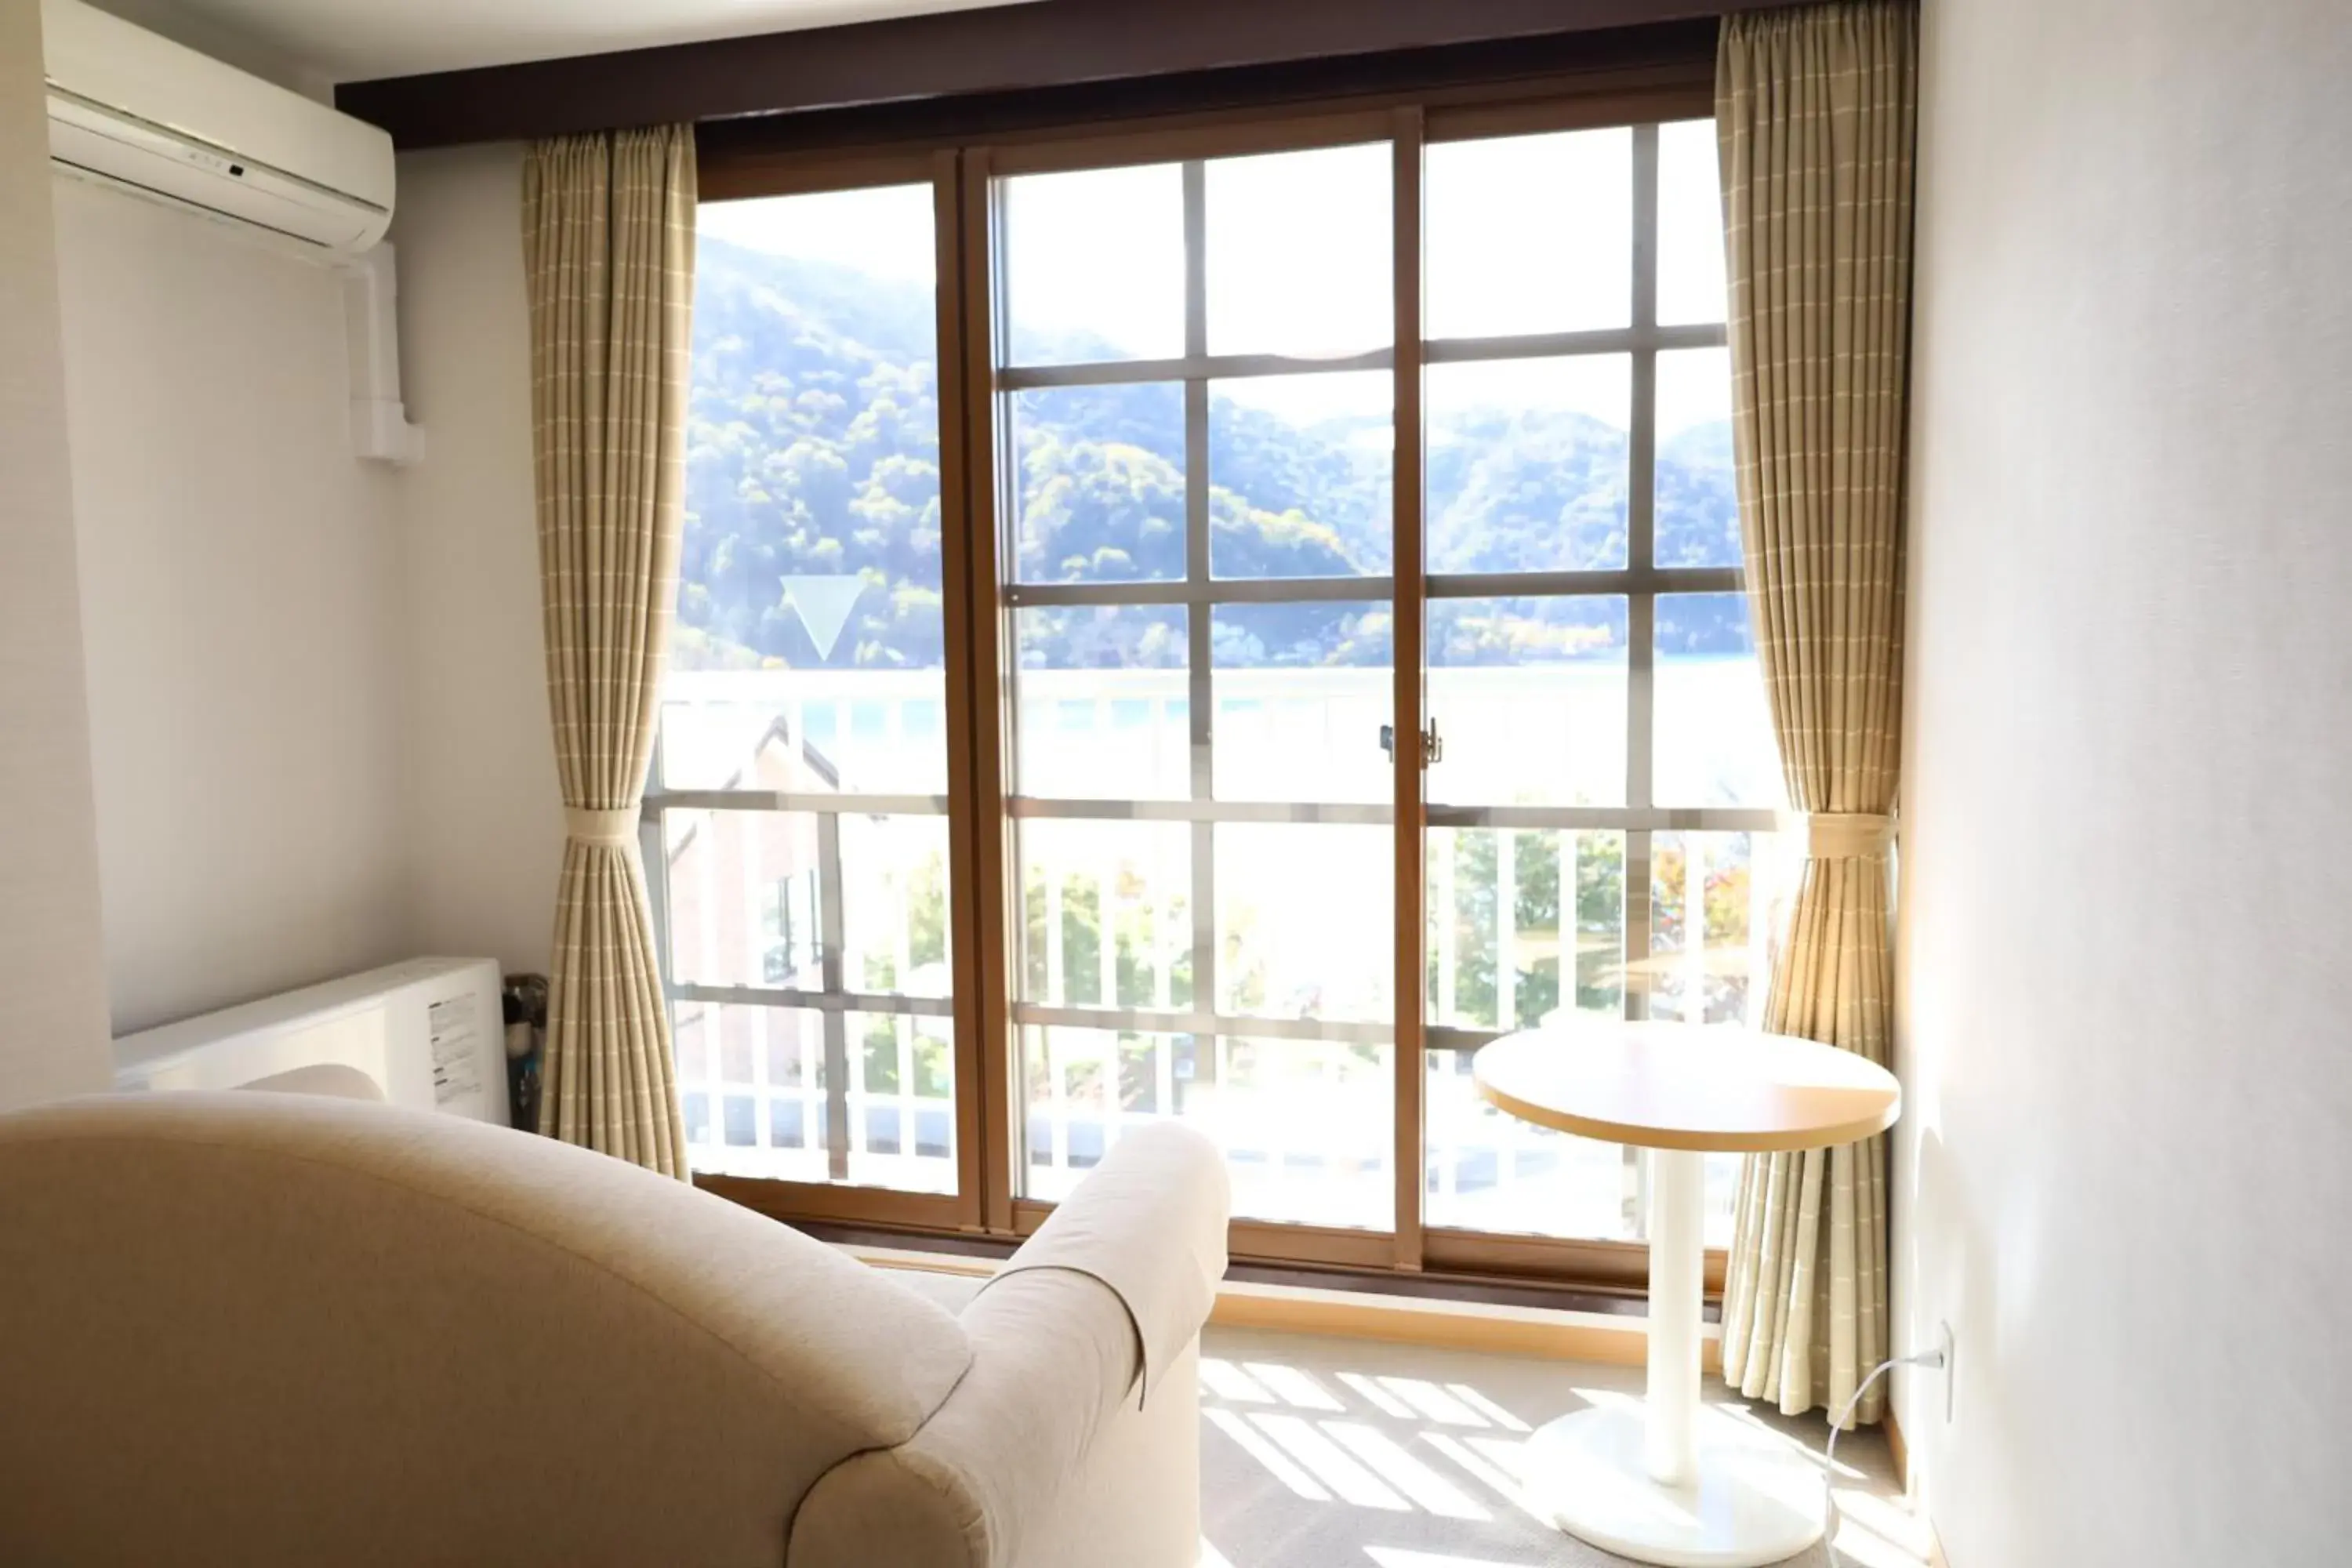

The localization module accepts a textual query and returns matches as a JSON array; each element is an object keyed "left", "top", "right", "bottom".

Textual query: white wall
[
  {"left": 0, "top": 0, "right": 114, "bottom": 1106},
  {"left": 83, "top": 0, "right": 331, "bottom": 100},
  {"left": 1896, "top": 0, "right": 2352, "bottom": 1560},
  {"left": 54, "top": 183, "right": 412, "bottom": 1034},
  {"left": 35, "top": 14, "right": 549, "bottom": 1041},
  {"left": 387, "top": 143, "right": 564, "bottom": 977}
]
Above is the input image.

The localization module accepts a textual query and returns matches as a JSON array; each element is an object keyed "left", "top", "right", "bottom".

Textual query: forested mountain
[{"left": 680, "top": 235, "right": 1748, "bottom": 672}]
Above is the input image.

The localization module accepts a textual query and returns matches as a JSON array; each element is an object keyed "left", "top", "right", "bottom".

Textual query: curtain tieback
[
  {"left": 1791, "top": 811, "right": 1895, "bottom": 859},
  {"left": 564, "top": 806, "right": 641, "bottom": 846}
]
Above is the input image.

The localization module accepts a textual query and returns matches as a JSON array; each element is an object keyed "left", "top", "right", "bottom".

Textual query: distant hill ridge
[{"left": 681, "top": 236, "right": 1748, "bottom": 673}]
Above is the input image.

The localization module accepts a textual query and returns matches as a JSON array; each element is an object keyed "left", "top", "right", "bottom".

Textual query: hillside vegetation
[{"left": 681, "top": 237, "right": 1748, "bottom": 673}]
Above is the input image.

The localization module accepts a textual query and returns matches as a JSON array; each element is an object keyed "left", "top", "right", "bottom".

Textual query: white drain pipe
[{"left": 341, "top": 240, "right": 423, "bottom": 466}]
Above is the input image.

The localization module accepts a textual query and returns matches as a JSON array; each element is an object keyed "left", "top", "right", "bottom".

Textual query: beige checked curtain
[
  {"left": 521, "top": 126, "right": 697, "bottom": 1179},
  {"left": 1715, "top": 2, "right": 1917, "bottom": 1426}
]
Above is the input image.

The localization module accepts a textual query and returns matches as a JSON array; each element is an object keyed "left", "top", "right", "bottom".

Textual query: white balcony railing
[{"left": 656, "top": 668, "right": 1777, "bottom": 1247}]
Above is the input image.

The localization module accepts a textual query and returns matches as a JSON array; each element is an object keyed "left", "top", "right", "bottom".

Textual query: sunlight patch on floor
[
  {"left": 1320, "top": 1421, "right": 1490, "bottom": 1521},
  {"left": 1205, "top": 1406, "right": 1330, "bottom": 1501},
  {"left": 1249, "top": 1413, "right": 1414, "bottom": 1510},
  {"left": 1416, "top": 1431, "right": 1554, "bottom": 1527},
  {"left": 1338, "top": 1371, "right": 1419, "bottom": 1418},
  {"left": 1567, "top": 1385, "right": 1642, "bottom": 1417},
  {"left": 1830, "top": 1486, "right": 1938, "bottom": 1567},
  {"left": 1362, "top": 1548, "right": 1535, "bottom": 1568},
  {"left": 1445, "top": 1382, "right": 1532, "bottom": 1432},
  {"left": 1375, "top": 1376, "right": 1491, "bottom": 1427},
  {"left": 1196, "top": 1329, "right": 1930, "bottom": 1568},
  {"left": 1245, "top": 1361, "right": 1349, "bottom": 1412},
  {"left": 1200, "top": 1359, "right": 1279, "bottom": 1404}
]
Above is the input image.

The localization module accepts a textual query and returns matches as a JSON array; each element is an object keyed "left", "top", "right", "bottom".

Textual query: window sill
[{"left": 813, "top": 1221, "right": 1723, "bottom": 1369}]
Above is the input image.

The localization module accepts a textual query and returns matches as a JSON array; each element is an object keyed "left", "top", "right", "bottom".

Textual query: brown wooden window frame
[{"left": 663, "top": 65, "right": 1743, "bottom": 1303}]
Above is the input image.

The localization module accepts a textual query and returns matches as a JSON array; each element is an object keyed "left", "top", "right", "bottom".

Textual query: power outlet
[{"left": 1939, "top": 1319, "right": 1956, "bottom": 1423}]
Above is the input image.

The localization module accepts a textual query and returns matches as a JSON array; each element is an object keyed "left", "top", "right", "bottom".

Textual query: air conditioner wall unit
[
  {"left": 42, "top": 0, "right": 395, "bottom": 254},
  {"left": 113, "top": 957, "right": 511, "bottom": 1127}
]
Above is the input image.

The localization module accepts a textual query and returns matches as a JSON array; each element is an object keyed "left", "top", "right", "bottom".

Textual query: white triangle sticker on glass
[{"left": 782, "top": 575, "right": 867, "bottom": 662}]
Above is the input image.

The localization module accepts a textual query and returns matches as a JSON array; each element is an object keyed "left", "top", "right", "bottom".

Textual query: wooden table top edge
[
  {"left": 1471, "top": 1025, "right": 1903, "bottom": 1154},
  {"left": 1475, "top": 1076, "right": 1900, "bottom": 1152}
]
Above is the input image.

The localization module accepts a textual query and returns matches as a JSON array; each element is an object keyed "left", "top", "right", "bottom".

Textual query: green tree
[{"left": 1432, "top": 830, "right": 1626, "bottom": 1026}]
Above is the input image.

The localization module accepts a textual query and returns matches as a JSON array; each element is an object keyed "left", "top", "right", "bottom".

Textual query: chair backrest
[{"left": 0, "top": 1091, "right": 972, "bottom": 1567}]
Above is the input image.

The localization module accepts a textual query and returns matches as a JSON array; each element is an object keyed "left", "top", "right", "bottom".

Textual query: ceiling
[{"left": 142, "top": 0, "right": 1040, "bottom": 82}]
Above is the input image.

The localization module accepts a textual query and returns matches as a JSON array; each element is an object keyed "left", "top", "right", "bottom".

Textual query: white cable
[{"left": 1824, "top": 1346, "right": 1945, "bottom": 1568}]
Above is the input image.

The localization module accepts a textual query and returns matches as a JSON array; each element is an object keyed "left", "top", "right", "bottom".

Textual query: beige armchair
[{"left": 0, "top": 1091, "right": 1228, "bottom": 1567}]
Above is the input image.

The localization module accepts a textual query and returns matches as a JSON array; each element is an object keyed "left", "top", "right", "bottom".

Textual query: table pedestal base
[
  {"left": 1525, "top": 1146, "right": 1823, "bottom": 1566},
  {"left": 1524, "top": 1403, "right": 1824, "bottom": 1568},
  {"left": 1471, "top": 1031, "right": 1902, "bottom": 1566}
]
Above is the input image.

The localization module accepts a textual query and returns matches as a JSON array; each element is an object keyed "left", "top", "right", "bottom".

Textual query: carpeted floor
[{"left": 1196, "top": 1324, "right": 1933, "bottom": 1568}]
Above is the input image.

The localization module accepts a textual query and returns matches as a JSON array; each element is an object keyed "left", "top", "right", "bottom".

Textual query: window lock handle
[{"left": 1378, "top": 720, "right": 1442, "bottom": 768}]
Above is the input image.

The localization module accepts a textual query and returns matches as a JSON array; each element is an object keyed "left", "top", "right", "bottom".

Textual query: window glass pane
[
  {"left": 679, "top": 1002, "right": 949, "bottom": 1196},
  {"left": 1209, "top": 372, "right": 1392, "bottom": 578},
  {"left": 1645, "top": 825, "right": 1777, "bottom": 1248},
  {"left": 1427, "top": 356, "right": 1630, "bottom": 572},
  {"left": 1427, "top": 829, "right": 1625, "bottom": 1034},
  {"left": 1656, "top": 347, "right": 1739, "bottom": 568},
  {"left": 1003, "top": 163, "right": 1184, "bottom": 363},
  {"left": 837, "top": 815, "right": 954, "bottom": 999},
  {"left": 1427, "top": 128, "right": 1631, "bottom": 338},
  {"left": 1012, "top": 605, "right": 1189, "bottom": 800},
  {"left": 1657, "top": 118, "right": 1728, "bottom": 326},
  {"left": 1426, "top": 1047, "right": 1739, "bottom": 1246},
  {"left": 676, "top": 1001, "right": 833, "bottom": 1181},
  {"left": 1427, "top": 597, "right": 1628, "bottom": 808},
  {"left": 1217, "top": 823, "right": 1393, "bottom": 1023},
  {"left": 1646, "top": 830, "right": 1780, "bottom": 1029},
  {"left": 661, "top": 808, "right": 951, "bottom": 996},
  {"left": 670, "top": 185, "right": 963, "bottom": 1203},
  {"left": 1010, "top": 383, "right": 1187, "bottom": 583},
  {"left": 1022, "top": 1028, "right": 1392, "bottom": 1229},
  {"left": 1022, "top": 1025, "right": 1167, "bottom": 1184},
  {"left": 1016, "top": 819, "right": 1195, "bottom": 1011},
  {"left": 1426, "top": 1046, "right": 1639, "bottom": 1240},
  {"left": 1703, "top": 1152, "right": 1740, "bottom": 1248},
  {"left": 1212, "top": 1036, "right": 1391, "bottom": 1229},
  {"left": 845, "top": 1011, "right": 956, "bottom": 1191},
  {"left": 677, "top": 185, "right": 946, "bottom": 793},
  {"left": 1653, "top": 593, "right": 1780, "bottom": 808},
  {"left": 1205, "top": 143, "right": 1391, "bottom": 357},
  {"left": 662, "top": 808, "right": 823, "bottom": 990},
  {"left": 1211, "top": 601, "right": 1392, "bottom": 804},
  {"left": 659, "top": 684, "right": 946, "bottom": 796}
]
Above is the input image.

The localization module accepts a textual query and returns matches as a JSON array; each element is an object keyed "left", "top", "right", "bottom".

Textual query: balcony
[{"left": 654, "top": 670, "right": 1776, "bottom": 1249}]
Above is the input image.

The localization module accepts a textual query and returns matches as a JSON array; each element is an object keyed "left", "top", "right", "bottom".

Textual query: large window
[
  {"left": 650, "top": 96, "right": 1784, "bottom": 1283},
  {"left": 1000, "top": 144, "right": 1400, "bottom": 1234},
  {"left": 653, "top": 180, "right": 964, "bottom": 1200},
  {"left": 1414, "top": 120, "right": 1780, "bottom": 1252}
]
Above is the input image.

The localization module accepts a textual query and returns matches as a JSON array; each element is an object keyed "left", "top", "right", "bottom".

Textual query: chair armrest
[
  {"left": 788, "top": 1124, "right": 1228, "bottom": 1568},
  {"left": 978, "top": 1120, "right": 1229, "bottom": 1402}
]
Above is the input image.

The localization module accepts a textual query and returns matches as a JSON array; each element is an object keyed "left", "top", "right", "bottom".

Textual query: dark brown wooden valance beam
[
  {"left": 338, "top": 0, "right": 1766, "bottom": 151},
  {"left": 695, "top": 20, "right": 1719, "bottom": 169}
]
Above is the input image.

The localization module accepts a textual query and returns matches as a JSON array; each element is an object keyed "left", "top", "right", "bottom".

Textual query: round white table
[{"left": 1474, "top": 1022, "right": 1900, "bottom": 1568}]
